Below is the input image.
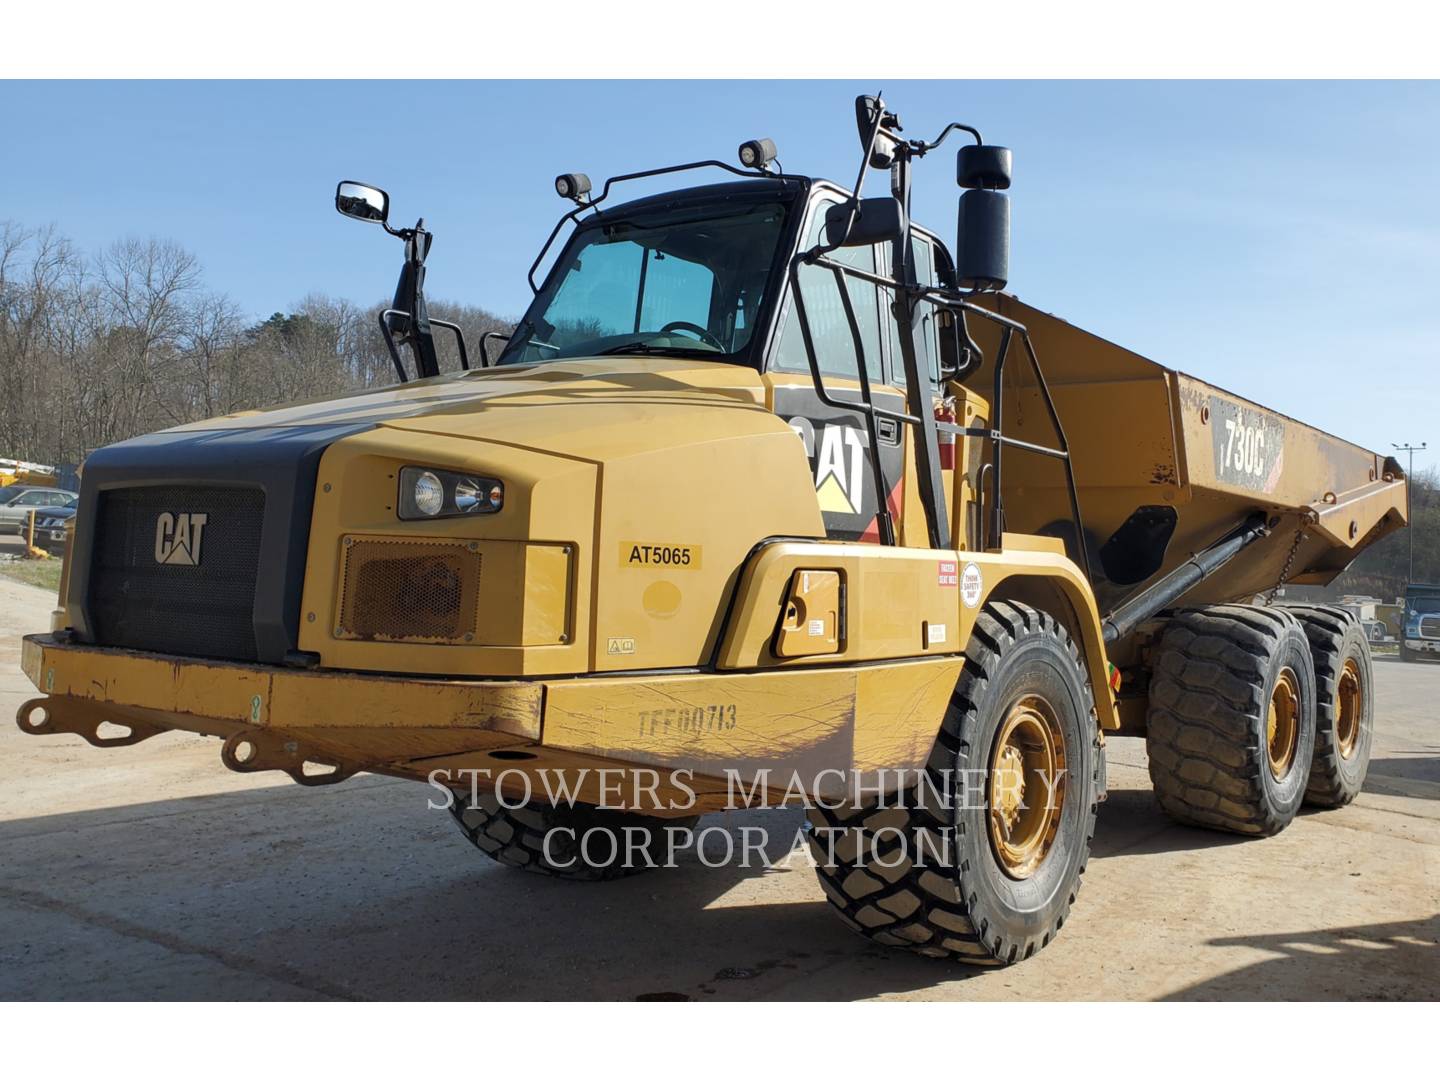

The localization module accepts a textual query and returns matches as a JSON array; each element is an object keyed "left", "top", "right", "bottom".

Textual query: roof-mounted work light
[
  {"left": 554, "top": 172, "right": 592, "bottom": 204},
  {"left": 737, "top": 138, "right": 777, "bottom": 172}
]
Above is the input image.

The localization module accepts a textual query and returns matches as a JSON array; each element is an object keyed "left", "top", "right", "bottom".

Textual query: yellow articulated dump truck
[{"left": 18, "top": 97, "right": 1407, "bottom": 965}]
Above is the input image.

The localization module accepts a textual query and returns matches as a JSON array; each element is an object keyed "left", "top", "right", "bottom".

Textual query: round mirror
[{"left": 335, "top": 181, "right": 389, "bottom": 224}]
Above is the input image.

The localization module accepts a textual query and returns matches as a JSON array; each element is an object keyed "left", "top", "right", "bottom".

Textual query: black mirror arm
[
  {"left": 911, "top": 121, "right": 984, "bottom": 155},
  {"left": 386, "top": 220, "right": 441, "bottom": 380},
  {"left": 822, "top": 97, "right": 893, "bottom": 253}
]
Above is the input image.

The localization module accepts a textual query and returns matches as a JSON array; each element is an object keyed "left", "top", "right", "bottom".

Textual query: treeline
[{"left": 0, "top": 221, "right": 512, "bottom": 465}]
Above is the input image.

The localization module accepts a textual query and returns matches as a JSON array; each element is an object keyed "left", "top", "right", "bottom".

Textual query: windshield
[
  {"left": 499, "top": 198, "right": 789, "bottom": 366},
  {"left": 1409, "top": 597, "right": 1440, "bottom": 615}
]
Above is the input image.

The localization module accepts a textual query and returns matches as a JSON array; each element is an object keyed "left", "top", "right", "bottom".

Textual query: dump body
[{"left": 964, "top": 295, "right": 1408, "bottom": 664}]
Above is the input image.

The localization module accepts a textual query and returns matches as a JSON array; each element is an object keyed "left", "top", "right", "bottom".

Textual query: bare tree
[{"left": 0, "top": 220, "right": 514, "bottom": 468}]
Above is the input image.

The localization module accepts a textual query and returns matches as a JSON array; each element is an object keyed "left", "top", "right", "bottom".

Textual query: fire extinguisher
[{"left": 935, "top": 398, "right": 957, "bottom": 470}]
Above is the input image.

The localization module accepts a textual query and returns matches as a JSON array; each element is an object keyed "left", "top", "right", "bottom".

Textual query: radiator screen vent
[{"left": 338, "top": 537, "right": 481, "bottom": 643}]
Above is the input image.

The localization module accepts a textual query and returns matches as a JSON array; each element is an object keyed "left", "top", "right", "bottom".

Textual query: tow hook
[
  {"left": 220, "top": 729, "right": 358, "bottom": 787},
  {"left": 16, "top": 697, "right": 165, "bottom": 748}
]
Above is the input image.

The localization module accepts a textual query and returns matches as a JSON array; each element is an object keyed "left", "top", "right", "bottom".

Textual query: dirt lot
[{"left": 0, "top": 571, "right": 1435, "bottom": 1001}]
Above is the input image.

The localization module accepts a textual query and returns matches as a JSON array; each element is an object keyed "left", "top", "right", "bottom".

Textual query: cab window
[
  {"left": 883, "top": 235, "right": 941, "bottom": 388},
  {"left": 543, "top": 241, "right": 716, "bottom": 348},
  {"left": 772, "top": 199, "right": 882, "bottom": 382}
]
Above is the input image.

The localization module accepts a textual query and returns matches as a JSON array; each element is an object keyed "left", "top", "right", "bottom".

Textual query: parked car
[
  {"left": 0, "top": 485, "right": 49, "bottom": 506},
  {"left": 0, "top": 487, "right": 77, "bottom": 535},
  {"left": 32, "top": 505, "right": 76, "bottom": 555}
]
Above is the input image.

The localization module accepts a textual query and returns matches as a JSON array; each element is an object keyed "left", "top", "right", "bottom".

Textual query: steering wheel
[{"left": 659, "top": 321, "right": 724, "bottom": 350}]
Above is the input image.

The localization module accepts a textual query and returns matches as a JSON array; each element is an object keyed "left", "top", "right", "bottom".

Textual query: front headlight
[{"left": 397, "top": 466, "right": 504, "bottom": 520}]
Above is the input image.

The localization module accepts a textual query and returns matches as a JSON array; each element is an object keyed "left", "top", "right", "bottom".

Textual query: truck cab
[{"left": 1402, "top": 583, "right": 1440, "bottom": 661}]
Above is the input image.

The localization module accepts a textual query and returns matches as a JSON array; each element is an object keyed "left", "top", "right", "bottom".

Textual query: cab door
[{"left": 763, "top": 196, "right": 907, "bottom": 543}]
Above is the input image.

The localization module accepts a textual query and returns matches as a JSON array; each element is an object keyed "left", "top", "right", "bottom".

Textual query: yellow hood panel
[{"left": 172, "top": 357, "right": 767, "bottom": 435}]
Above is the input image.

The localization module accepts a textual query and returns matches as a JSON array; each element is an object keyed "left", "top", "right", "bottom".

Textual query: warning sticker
[
  {"left": 938, "top": 560, "right": 959, "bottom": 587},
  {"left": 960, "top": 562, "right": 983, "bottom": 608}
]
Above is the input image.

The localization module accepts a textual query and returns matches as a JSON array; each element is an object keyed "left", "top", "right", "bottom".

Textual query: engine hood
[{"left": 170, "top": 356, "right": 768, "bottom": 436}]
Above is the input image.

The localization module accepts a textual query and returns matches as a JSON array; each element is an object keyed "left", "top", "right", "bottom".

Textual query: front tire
[
  {"left": 1146, "top": 604, "right": 1317, "bottom": 836},
  {"left": 447, "top": 791, "right": 698, "bottom": 881},
  {"left": 807, "top": 602, "right": 1100, "bottom": 965}
]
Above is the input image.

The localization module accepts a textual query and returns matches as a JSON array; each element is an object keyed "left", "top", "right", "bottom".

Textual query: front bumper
[
  {"left": 1403, "top": 638, "right": 1440, "bottom": 655},
  {"left": 19, "top": 633, "right": 543, "bottom": 785},
  {"left": 17, "top": 633, "right": 961, "bottom": 810}
]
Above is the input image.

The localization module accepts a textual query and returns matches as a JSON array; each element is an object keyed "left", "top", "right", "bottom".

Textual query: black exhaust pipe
[{"left": 1101, "top": 514, "right": 1272, "bottom": 645}]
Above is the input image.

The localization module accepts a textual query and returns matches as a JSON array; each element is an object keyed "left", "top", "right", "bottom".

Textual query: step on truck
[{"left": 17, "top": 96, "right": 1409, "bottom": 965}]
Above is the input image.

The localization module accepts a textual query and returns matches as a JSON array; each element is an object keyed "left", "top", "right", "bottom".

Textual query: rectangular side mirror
[
  {"left": 956, "top": 189, "right": 1009, "bottom": 290},
  {"left": 335, "top": 181, "right": 389, "bottom": 225},
  {"left": 824, "top": 198, "right": 905, "bottom": 248}
]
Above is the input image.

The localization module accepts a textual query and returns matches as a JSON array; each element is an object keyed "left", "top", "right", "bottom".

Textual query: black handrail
[
  {"left": 378, "top": 309, "right": 471, "bottom": 380},
  {"left": 787, "top": 248, "right": 1093, "bottom": 583}
]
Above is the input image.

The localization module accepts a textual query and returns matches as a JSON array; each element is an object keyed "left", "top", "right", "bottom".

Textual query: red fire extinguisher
[{"left": 935, "top": 398, "right": 957, "bottom": 470}]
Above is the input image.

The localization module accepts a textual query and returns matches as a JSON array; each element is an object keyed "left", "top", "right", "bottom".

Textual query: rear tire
[
  {"left": 806, "top": 602, "right": 1100, "bottom": 965},
  {"left": 1146, "top": 604, "right": 1316, "bottom": 836},
  {"left": 447, "top": 791, "right": 698, "bottom": 881},
  {"left": 1284, "top": 605, "right": 1374, "bottom": 808}
]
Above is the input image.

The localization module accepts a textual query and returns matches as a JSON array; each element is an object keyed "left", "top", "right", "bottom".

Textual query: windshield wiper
[{"left": 594, "top": 342, "right": 723, "bottom": 358}]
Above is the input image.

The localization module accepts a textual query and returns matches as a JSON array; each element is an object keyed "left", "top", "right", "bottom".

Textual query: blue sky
[{"left": 2, "top": 80, "right": 1436, "bottom": 462}]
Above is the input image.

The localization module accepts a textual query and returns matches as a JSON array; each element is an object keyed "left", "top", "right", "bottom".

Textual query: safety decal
[{"left": 961, "top": 562, "right": 983, "bottom": 608}]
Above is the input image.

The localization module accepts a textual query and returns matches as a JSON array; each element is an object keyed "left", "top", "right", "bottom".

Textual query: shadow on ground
[
  {"left": 0, "top": 760, "right": 1429, "bottom": 1000},
  {"left": 0, "top": 766, "right": 1255, "bottom": 1001},
  {"left": 1161, "top": 914, "right": 1440, "bottom": 1001}
]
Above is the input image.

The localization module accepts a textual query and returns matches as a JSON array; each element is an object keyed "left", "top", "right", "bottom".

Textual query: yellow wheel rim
[
  {"left": 1336, "top": 658, "right": 1362, "bottom": 760},
  {"left": 987, "top": 695, "right": 1066, "bottom": 880},
  {"left": 1267, "top": 668, "right": 1301, "bottom": 779}
]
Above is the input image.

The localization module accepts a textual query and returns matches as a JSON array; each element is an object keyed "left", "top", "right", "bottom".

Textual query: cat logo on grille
[{"left": 154, "top": 512, "right": 208, "bottom": 567}]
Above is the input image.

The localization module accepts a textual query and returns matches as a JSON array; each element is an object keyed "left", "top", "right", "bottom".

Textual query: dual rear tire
[{"left": 1146, "top": 603, "right": 1374, "bottom": 837}]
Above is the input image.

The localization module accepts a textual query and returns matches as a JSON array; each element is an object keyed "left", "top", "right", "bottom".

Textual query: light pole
[{"left": 1393, "top": 441, "right": 1426, "bottom": 586}]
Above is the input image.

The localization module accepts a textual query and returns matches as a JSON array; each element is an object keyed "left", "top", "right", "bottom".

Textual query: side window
[
  {"left": 773, "top": 200, "right": 882, "bottom": 381},
  {"left": 884, "top": 236, "right": 941, "bottom": 388},
  {"left": 16, "top": 491, "right": 44, "bottom": 506}
]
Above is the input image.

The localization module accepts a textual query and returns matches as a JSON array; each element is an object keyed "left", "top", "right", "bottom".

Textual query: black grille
[{"left": 89, "top": 485, "right": 265, "bottom": 661}]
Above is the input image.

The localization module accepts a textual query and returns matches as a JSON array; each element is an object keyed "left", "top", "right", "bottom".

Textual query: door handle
[{"left": 876, "top": 417, "right": 901, "bottom": 446}]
